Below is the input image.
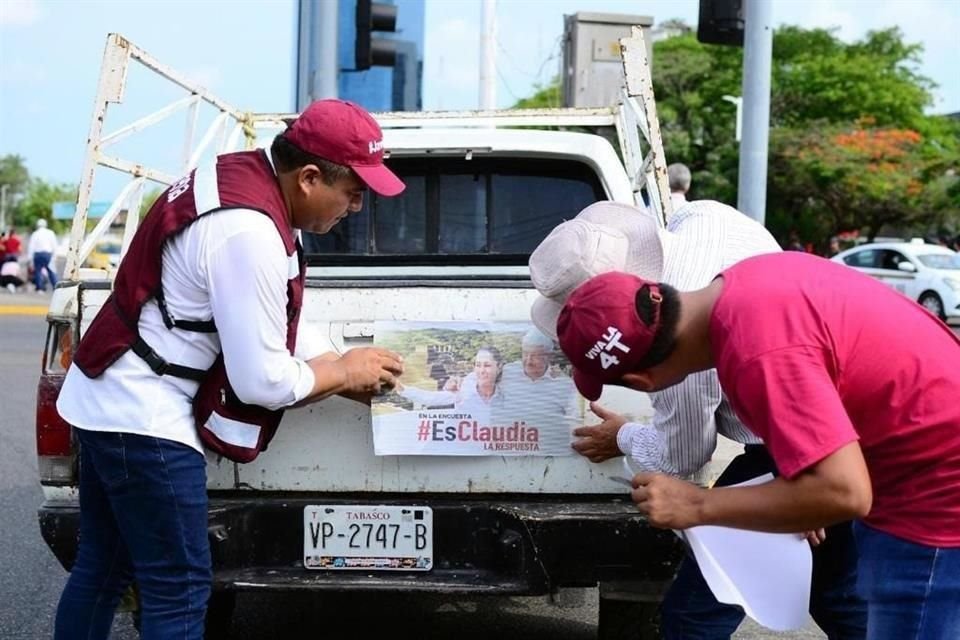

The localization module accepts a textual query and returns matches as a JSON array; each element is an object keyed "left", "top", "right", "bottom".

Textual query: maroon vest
[{"left": 72, "top": 150, "right": 305, "bottom": 462}]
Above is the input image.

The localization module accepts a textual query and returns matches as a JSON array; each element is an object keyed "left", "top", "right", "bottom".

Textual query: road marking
[{"left": 0, "top": 306, "right": 48, "bottom": 316}]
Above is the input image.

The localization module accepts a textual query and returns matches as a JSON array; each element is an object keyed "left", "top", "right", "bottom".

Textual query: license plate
[{"left": 303, "top": 505, "right": 433, "bottom": 571}]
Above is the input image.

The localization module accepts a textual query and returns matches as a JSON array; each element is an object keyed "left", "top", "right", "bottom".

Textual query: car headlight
[{"left": 943, "top": 277, "right": 960, "bottom": 292}]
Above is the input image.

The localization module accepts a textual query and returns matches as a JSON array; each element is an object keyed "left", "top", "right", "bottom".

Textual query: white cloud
[{"left": 0, "top": 0, "right": 43, "bottom": 27}]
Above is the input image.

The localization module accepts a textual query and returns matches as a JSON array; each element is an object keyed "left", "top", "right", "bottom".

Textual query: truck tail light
[{"left": 37, "top": 321, "right": 78, "bottom": 485}]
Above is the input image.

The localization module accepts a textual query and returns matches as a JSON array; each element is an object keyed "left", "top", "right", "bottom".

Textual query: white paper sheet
[{"left": 678, "top": 474, "right": 813, "bottom": 631}]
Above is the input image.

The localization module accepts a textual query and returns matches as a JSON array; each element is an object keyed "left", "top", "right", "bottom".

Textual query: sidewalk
[{"left": 0, "top": 289, "right": 52, "bottom": 316}]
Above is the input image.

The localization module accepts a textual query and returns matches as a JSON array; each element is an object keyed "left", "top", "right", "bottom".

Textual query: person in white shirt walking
[
  {"left": 27, "top": 218, "right": 59, "bottom": 291},
  {"left": 528, "top": 200, "right": 867, "bottom": 640}
]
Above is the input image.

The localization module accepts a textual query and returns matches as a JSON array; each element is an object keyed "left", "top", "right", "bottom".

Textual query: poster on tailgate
[{"left": 372, "top": 321, "right": 584, "bottom": 456}]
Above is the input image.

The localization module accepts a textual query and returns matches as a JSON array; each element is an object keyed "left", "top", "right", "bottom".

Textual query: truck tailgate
[{"left": 217, "top": 281, "right": 655, "bottom": 494}]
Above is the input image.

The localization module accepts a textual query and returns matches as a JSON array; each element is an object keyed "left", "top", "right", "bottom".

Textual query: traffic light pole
[
  {"left": 296, "top": 0, "right": 338, "bottom": 108},
  {"left": 316, "top": 0, "right": 339, "bottom": 99},
  {"left": 736, "top": 0, "right": 772, "bottom": 225}
]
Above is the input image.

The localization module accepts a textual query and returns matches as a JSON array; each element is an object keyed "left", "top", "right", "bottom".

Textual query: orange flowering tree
[{"left": 769, "top": 117, "right": 959, "bottom": 246}]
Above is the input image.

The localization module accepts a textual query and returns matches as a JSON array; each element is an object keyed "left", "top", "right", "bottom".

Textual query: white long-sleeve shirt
[
  {"left": 613, "top": 201, "right": 781, "bottom": 477},
  {"left": 58, "top": 205, "right": 334, "bottom": 454},
  {"left": 28, "top": 227, "right": 58, "bottom": 255}
]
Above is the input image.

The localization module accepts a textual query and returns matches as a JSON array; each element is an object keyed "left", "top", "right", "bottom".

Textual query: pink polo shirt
[{"left": 710, "top": 252, "right": 960, "bottom": 547}]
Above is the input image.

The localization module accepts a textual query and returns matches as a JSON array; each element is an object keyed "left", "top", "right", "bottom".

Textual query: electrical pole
[
  {"left": 479, "top": 0, "right": 496, "bottom": 110},
  {"left": 737, "top": 0, "right": 773, "bottom": 224},
  {"left": 296, "top": 0, "right": 338, "bottom": 110}
]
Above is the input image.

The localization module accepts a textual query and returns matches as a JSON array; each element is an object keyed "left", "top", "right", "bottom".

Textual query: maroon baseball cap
[
  {"left": 284, "top": 99, "right": 405, "bottom": 196},
  {"left": 556, "top": 272, "right": 663, "bottom": 401}
]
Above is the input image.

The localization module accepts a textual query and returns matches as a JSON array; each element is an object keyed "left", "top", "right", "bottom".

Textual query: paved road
[{"left": 5, "top": 302, "right": 955, "bottom": 638}]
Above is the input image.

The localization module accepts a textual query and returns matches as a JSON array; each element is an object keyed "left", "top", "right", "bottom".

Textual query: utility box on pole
[{"left": 562, "top": 12, "right": 654, "bottom": 108}]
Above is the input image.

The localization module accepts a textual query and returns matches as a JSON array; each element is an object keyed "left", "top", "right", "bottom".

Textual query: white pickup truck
[{"left": 36, "top": 33, "right": 696, "bottom": 639}]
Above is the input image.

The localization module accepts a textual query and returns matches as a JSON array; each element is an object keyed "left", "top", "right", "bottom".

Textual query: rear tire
[
  {"left": 919, "top": 292, "right": 946, "bottom": 320},
  {"left": 598, "top": 597, "right": 660, "bottom": 640}
]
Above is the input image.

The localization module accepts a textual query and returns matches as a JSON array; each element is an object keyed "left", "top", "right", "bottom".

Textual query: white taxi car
[{"left": 832, "top": 241, "right": 960, "bottom": 322}]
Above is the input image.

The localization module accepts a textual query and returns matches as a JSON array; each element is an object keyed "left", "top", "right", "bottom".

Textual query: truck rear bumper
[{"left": 39, "top": 494, "right": 682, "bottom": 595}]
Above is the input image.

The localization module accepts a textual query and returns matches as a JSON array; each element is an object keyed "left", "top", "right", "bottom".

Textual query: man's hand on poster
[
  {"left": 571, "top": 402, "right": 626, "bottom": 462},
  {"left": 337, "top": 346, "right": 404, "bottom": 402},
  {"left": 630, "top": 472, "right": 705, "bottom": 529}
]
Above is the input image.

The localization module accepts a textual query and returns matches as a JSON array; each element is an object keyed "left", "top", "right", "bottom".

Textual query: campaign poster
[{"left": 372, "top": 321, "right": 584, "bottom": 456}]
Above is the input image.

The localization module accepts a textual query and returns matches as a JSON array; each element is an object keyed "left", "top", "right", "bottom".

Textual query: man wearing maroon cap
[
  {"left": 556, "top": 253, "right": 960, "bottom": 638},
  {"left": 55, "top": 99, "right": 406, "bottom": 639}
]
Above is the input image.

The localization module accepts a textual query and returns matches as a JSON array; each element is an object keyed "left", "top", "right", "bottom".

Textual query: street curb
[{"left": 0, "top": 306, "right": 48, "bottom": 316}]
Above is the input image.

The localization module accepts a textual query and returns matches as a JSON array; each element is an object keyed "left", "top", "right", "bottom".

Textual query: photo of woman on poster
[
  {"left": 372, "top": 322, "right": 584, "bottom": 456},
  {"left": 396, "top": 345, "right": 506, "bottom": 414}
]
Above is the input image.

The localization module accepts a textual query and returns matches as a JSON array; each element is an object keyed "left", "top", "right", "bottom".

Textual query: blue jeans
[
  {"left": 660, "top": 446, "right": 867, "bottom": 639},
  {"left": 55, "top": 429, "right": 211, "bottom": 640},
  {"left": 854, "top": 522, "right": 960, "bottom": 640},
  {"left": 32, "top": 251, "right": 57, "bottom": 290}
]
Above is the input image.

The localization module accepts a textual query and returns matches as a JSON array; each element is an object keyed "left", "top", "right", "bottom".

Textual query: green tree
[
  {"left": 771, "top": 122, "right": 924, "bottom": 241},
  {"left": 649, "top": 25, "right": 950, "bottom": 247},
  {"left": 16, "top": 178, "right": 77, "bottom": 233},
  {"left": 511, "top": 78, "right": 562, "bottom": 110},
  {"left": 509, "top": 25, "right": 953, "bottom": 248},
  {"left": 771, "top": 27, "right": 933, "bottom": 130},
  {"left": 0, "top": 154, "right": 31, "bottom": 226},
  {"left": 651, "top": 33, "right": 742, "bottom": 203}
]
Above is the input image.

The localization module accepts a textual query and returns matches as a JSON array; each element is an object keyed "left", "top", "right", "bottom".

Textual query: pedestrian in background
[
  {"left": 786, "top": 230, "right": 806, "bottom": 252},
  {"left": 3, "top": 227, "right": 23, "bottom": 261},
  {"left": 556, "top": 252, "right": 960, "bottom": 639},
  {"left": 27, "top": 218, "right": 58, "bottom": 292},
  {"left": 1, "top": 256, "right": 25, "bottom": 293},
  {"left": 827, "top": 236, "right": 841, "bottom": 257},
  {"left": 667, "top": 162, "right": 692, "bottom": 212}
]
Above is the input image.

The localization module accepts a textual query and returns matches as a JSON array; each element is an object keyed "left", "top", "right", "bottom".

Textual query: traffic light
[
  {"left": 697, "top": 0, "right": 744, "bottom": 47},
  {"left": 355, "top": 0, "right": 399, "bottom": 70}
]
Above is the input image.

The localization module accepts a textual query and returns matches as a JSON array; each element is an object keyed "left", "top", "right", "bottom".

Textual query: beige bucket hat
[{"left": 529, "top": 201, "right": 665, "bottom": 340}]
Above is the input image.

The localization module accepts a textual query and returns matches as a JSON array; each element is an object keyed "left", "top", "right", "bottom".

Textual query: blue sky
[{"left": 1, "top": 0, "right": 958, "bottom": 191}]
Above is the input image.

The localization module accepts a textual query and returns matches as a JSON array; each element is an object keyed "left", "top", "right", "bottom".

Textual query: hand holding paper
[
  {"left": 631, "top": 471, "right": 706, "bottom": 530},
  {"left": 677, "top": 475, "right": 813, "bottom": 631}
]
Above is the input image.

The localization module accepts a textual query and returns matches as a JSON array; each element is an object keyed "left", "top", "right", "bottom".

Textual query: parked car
[
  {"left": 82, "top": 236, "right": 122, "bottom": 271},
  {"left": 832, "top": 242, "right": 960, "bottom": 322}
]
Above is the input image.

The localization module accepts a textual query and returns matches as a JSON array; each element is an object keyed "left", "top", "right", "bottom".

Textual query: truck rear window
[{"left": 303, "top": 156, "right": 605, "bottom": 264}]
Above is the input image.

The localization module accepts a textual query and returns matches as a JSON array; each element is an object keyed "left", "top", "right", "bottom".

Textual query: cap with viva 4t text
[
  {"left": 556, "top": 272, "right": 664, "bottom": 401},
  {"left": 283, "top": 99, "right": 405, "bottom": 197}
]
